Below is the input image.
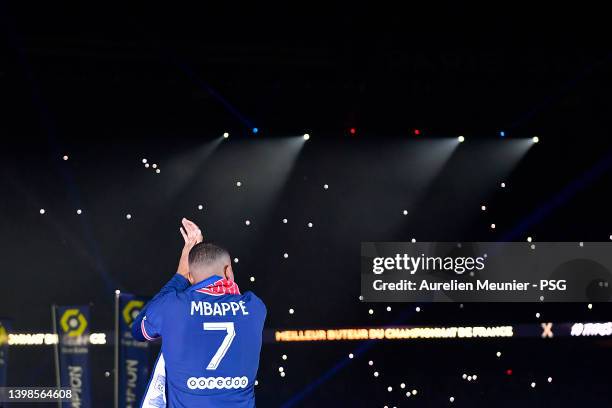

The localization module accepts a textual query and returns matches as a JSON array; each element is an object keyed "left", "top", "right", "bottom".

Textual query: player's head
[{"left": 187, "top": 242, "right": 234, "bottom": 284}]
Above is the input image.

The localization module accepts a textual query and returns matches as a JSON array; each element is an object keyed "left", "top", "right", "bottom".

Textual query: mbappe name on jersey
[{"left": 190, "top": 301, "right": 250, "bottom": 316}]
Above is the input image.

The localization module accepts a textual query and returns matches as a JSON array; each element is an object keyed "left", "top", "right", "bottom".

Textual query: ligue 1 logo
[
  {"left": 60, "top": 309, "right": 88, "bottom": 337},
  {"left": 123, "top": 300, "right": 145, "bottom": 327}
]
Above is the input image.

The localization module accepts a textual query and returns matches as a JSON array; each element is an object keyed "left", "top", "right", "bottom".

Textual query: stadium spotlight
[
  {"left": 223, "top": 132, "right": 229, "bottom": 139},
  {"left": 532, "top": 136, "right": 539, "bottom": 143},
  {"left": 303, "top": 133, "right": 310, "bottom": 141},
  {"left": 458, "top": 135, "right": 465, "bottom": 143}
]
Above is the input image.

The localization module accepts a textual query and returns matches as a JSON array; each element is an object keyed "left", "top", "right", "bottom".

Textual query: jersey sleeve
[
  {"left": 246, "top": 291, "right": 268, "bottom": 325},
  {"left": 132, "top": 273, "right": 190, "bottom": 342}
]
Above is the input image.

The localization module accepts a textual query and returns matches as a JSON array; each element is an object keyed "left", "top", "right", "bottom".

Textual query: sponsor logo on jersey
[{"left": 187, "top": 376, "right": 249, "bottom": 390}]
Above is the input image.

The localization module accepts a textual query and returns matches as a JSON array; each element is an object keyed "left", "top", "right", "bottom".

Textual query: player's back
[{"left": 162, "top": 277, "right": 266, "bottom": 408}]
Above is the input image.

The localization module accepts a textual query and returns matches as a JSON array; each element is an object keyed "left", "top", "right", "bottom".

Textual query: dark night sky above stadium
[{"left": 1, "top": 3, "right": 612, "bottom": 406}]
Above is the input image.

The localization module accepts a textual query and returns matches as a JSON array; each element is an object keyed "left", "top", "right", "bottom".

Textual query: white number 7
[{"left": 203, "top": 322, "right": 236, "bottom": 370}]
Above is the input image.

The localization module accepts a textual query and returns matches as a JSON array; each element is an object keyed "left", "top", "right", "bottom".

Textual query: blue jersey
[{"left": 133, "top": 274, "right": 266, "bottom": 408}]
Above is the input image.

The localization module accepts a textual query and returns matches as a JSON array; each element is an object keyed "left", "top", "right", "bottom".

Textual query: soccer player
[{"left": 132, "top": 218, "right": 267, "bottom": 407}]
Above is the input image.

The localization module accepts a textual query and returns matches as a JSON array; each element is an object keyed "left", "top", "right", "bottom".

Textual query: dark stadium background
[{"left": 1, "top": 3, "right": 611, "bottom": 407}]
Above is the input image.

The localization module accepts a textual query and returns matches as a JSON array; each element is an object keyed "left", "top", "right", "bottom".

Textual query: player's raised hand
[{"left": 180, "top": 218, "right": 204, "bottom": 249}]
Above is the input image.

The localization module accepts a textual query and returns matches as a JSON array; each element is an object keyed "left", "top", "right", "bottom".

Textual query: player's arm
[
  {"left": 176, "top": 218, "right": 203, "bottom": 280},
  {"left": 131, "top": 275, "right": 188, "bottom": 342},
  {"left": 132, "top": 218, "right": 203, "bottom": 341}
]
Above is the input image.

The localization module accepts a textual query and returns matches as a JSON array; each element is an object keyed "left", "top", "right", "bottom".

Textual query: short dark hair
[{"left": 188, "top": 242, "right": 230, "bottom": 267}]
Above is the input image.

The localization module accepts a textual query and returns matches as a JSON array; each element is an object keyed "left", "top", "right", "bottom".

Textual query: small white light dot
[
  {"left": 39, "top": 208, "right": 46, "bottom": 214},
  {"left": 245, "top": 220, "right": 251, "bottom": 226},
  {"left": 280, "top": 372, "right": 285, "bottom": 377},
  {"left": 278, "top": 367, "right": 284, "bottom": 372},
  {"left": 588, "top": 303, "right": 593, "bottom": 310},
  {"left": 411, "top": 238, "right": 416, "bottom": 243},
  {"left": 152, "top": 163, "right": 158, "bottom": 169},
  {"left": 145, "top": 163, "right": 150, "bottom": 168},
  {"left": 496, "top": 351, "right": 502, "bottom": 357},
  {"left": 359, "top": 295, "right": 363, "bottom": 301},
  {"left": 609, "top": 235, "right": 612, "bottom": 241},
  {"left": 349, "top": 353, "right": 354, "bottom": 359},
  {"left": 406, "top": 391, "right": 411, "bottom": 397},
  {"left": 307, "top": 222, "right": 313, "bottom": 228},
  {"left": 234, "top": 258, "right": 239, "bottom": 263},
  {"left": 289, "top": 308, "right": 294, "bottom": 314},
  {"left": 283, "top": 253, "right": 289, "bottom": 259},
  {"left": 373, "top": 371, "right": 379, "bottom": 377},
  {"left": 532, "top": 136, "right": 539, "bottom": 143},
  {"left": 236, "top": 181, "right": 242, "bottom": 187},
  {"left": 387, "top": 386, "right": 393, "bottom": 392},
  {"left": 536, "top": 312, "right": 540, "bottom": 318},
  {"left": 156, "top": 169, "right": 161, "bottom": 174},
  {"left": 63, "top": 155, "right": 69, "bottom": 161},
  {"left": 531, "top": 382, "right": 536, "bottom": 388},
  {"left": 282, "top": 218, "right": 288, "bottom": 223},
  {"left": 403, "top": 210, "right": 408, "bottom": 215},
  {"left": 579, "top": 241, "right": 584, "bottom": 247},
  {"left": 282, "top": 354, "right": 287, "bottom": 360},
  {"left": 491, "top": 223, "right": 496, "bottom": 229},
  {"left": 412, "top": 389, "right": 417, "bottom": 395},
  {"left": 198, "top": 204, "right": 204, "bottom": 210},
  {"left": 481, "top": 205, "right": 486, "bottom": 211},
  {"left": 249, "top": 276, "right": 255, "bottom": 282},
  {"left": 126, "top": 214, "right": 132, "bottom": 220},
  {"left": 531, "top": 244, "right": 536, "bottom": 250},
  {"left": 223, "top": 132, "right": 229, "bottom": 138},
  {"left": 527, "top": 236, "right": 532, "bottom": 242},
  {"left": 501, "top": 182, "right": 506, "bottom": 188},
  {"left": 386, "top": 306, "right": 391, "bottom": 312},
  {"left": 473, "top": 374, "right": 477, "bottom": 380},
  {"left": 368, "top": 309, "right": 374, "bottom": 315},
  {"left": 76, "top": 209, "right": 82, "bottom": 215},
  {"left": 142, "top": 158, "right": 147, "bottom": 164},
  {"left": 540, "top": 295, "right": 545, "bottom": 301},
  {"left": 462, "top": 374, "right": 467, "bottom": 379},
  {"left": 368, "top": 360, "right": 374, "bottom": 366},
  {"left": 547, "top": 377, "right": 552, "bottom": 383},
  {"left": 400, "top": 383, "right": 405, "bottom": 389},
  {"left": 467, "top": 376, "right": 472, "bottom": 381},
  {"left": 450, "top": 397, "right": 455, "bottom": 402},
  {"left": 104, "top": 371, "right": 110, "bottom": 377},
  {"left": 458, "top": 136, "right": 465, "bottom": 143},
  {"left": 303, "top": 133, "right": 310, "bottom": 140},
  {"left": 255, "top": 380, "right": 258, "bottom": 386},
  {"left": 415, "top": 307, "right": 421, "bottom": 312},
  {"left": 323, "top": 184, "right": 329, "bottom": 189}
]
